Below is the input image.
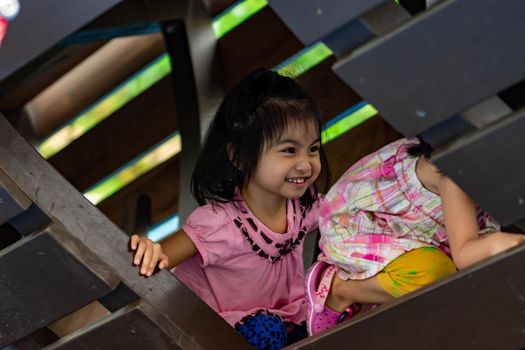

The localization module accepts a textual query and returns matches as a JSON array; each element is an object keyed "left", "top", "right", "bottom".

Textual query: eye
[
  {"left": 281, "top": 147, "right": 296, "bottom": 154},
  {"left": 310, "top": 144, "right": 320, "bottom": 153}
]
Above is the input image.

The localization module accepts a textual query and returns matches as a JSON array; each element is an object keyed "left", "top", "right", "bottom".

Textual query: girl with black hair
[
  {"left": 306, "top": 137, "right": 525, "bottom": 335},
  {"left": 131, "top": 68, "right": 330, "bottom": 349}
]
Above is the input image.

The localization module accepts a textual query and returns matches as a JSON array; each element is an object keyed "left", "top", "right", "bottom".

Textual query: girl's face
[{"left": 243, "top": 120, "right": 321, "bottom": 204}]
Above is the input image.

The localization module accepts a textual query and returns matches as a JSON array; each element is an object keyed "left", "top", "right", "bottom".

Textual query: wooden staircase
[{"left": 1, "top": 0, "right": 524, "bottom": 349}]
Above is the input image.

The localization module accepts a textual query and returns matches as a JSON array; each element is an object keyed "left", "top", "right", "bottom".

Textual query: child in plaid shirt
[{"left": 306, "top": 137, "right": 525, "bottom": 335}]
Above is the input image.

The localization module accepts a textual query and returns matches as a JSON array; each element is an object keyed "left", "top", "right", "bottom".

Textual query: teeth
[{"left": 287, "top": 178, "right": 305, "bottom": 184}]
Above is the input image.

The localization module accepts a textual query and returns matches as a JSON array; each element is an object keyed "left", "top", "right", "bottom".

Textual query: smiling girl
[{"left": 130, "top": 68, "right": 330, "bottom": 349}]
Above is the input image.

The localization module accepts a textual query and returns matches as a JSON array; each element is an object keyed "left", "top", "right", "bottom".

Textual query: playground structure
[{"left": 1, "top": 0, "right": 524, "bottom": 348}]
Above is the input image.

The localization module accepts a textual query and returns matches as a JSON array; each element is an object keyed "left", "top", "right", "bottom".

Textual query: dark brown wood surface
[
  {"left": 218, "top": 6, "right": 303, "bottom": 89},
  {"left": 31, "top": 35, "right": 166, "bottom": 138},
  {"left": 0, "top": 114, "right": 250, "bottom": 349},
  {"left": 49, "top": 76, "right": 177, "bottom": 192}
]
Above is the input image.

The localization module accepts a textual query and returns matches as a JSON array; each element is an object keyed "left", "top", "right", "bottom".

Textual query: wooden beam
[
  {"left": 294, "top": 245, "right": 525, "bottom": 349},
  {"left": 49, "top": 76, "right": 177, "bottom": 192},
  {"left": 78, "top": 0, "right": 188, "bottom": 36},
  {"left": 0, "top": 41, "right": 105, "bottom": 111},
  {"left": 334, "top": 0, "right": 525, "bottom": 136},
  {"left": 433, "top": 108, "right": 525, "bottom": 226},
  {"left": 218, "top": 6, "right": 303, "bottom": 89},
  {"left": 0, "top": 223, "right": 119, "bottom": 346},
  {"left": 0, "top": 114, "right": 248, "bottom": 349},
  {"left": 0, "top": 167, "right": 32, "bottom": 225},
  {"left": 295, "top": 56, "right": 362, "bottom": 122},
  {"left": 97, "top": 156, "right": 180, "bottom": 231},
  {"left": 203, "top": 0, "right": 238, "bottom": 17},
  {"left": 268, "top": 0, "right": 383, "bottom": 46},
  {"left": 0, "top": 0, "right": 123, "bottom": 82},
  {"left": 162, "top": 19, "right": 204, "bottom": 222},
  {"left": 29, "top": 34, "right": 166, "bottom": 138},
  {"left": 47, "top": 300, "right": 189, "bottom": 350}
]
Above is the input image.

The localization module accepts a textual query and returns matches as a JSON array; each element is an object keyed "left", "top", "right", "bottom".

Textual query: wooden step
[
  {"left": 0, "top": 224, "right": 119, "bottom": 347},
  {"left": 333, "top": 0, "right": 525, "bottom": 136}
]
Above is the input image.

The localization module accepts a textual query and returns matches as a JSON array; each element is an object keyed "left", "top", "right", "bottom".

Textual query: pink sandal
[{"left": 305, "top": 261, "right": 363, "bottom": 335}]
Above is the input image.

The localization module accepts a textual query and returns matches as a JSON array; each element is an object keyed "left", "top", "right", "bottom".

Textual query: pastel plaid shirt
[{"left": 319, "top": 138, "right": 499, "bottom": 280}]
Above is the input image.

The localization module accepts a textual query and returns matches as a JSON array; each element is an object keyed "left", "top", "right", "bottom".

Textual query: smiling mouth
[{"left": 286, "top": 177, "right": 307, "bottom": 184}]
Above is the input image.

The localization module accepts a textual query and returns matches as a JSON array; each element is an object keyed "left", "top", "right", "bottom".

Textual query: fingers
[
  {"left": 130, "top": 234, "right": 140, "bottom": 250},
  {"left": 140, "top": 240, "right": 153, "bottom": 275},
  {"left": 158, "top": 253, "right": 169, "bottom": 270},
  {"left": 147, "top": 244, "right": 163, "bottom": 276},
  {"left": 130, "top": 236, "right": 166, "bottom": 277},
  {"left": 133, "top": 238, "right": 147, "bottom": 266}
]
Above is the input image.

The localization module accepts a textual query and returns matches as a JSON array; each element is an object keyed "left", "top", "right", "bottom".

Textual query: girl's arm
[
  {"left": 130, "top": 230, "right": 197, "bottom": 276},
  {"left": 437, "top": 171, "right": 525, "bottom": 269}
]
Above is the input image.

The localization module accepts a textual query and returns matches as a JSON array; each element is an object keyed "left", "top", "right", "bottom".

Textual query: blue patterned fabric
[{"left": 235, "top": 312, "right": 287, "bottom": 350}]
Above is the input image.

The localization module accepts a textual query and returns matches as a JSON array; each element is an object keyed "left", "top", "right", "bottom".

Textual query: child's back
[
  {"left": 306, "top": 136, "right": 523, "bottom": 336},
  {"left": 319, "top": 137, "right": 499, "bottom": 279}
]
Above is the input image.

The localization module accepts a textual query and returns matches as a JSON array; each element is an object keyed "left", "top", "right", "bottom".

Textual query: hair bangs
[{"left": 256, "top": 98, "right": 322, "bottom": 149}]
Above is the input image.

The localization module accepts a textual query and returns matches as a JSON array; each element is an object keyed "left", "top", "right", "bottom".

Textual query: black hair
[
  {"left": 191, "top": 68, "right": 330, "bottom": 208},
  {"left": 407, "top": 136, "right": 433, "bottom": 159}
]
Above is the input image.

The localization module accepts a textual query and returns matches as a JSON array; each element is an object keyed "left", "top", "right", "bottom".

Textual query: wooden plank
[
  {"left": 98, "top": 156, "right": 180, "bottom": 231},
  {"left": 433, "top": 108, "right": 525, "bottom": 226},
  {"left": 79, "top": 0, "right": 187, "bottom": 36},
  {"left": 0, "top": 224, "right": 119, "bottom": 347},
  {"left": 218, "top": 6, "right": 303, "bottom": 89},
  {"left": 0, "top": 0, "right": 123, "bottom": 82},
  {"left": 95, "top": 2, "right": 219, "bottom": 225},
  {"left": 162, "top": 20, "right": 203, "bottom": 222},
  {"left": 29, "top": 34, "right": 166, "bottom": 138},
  {"left": 0, "top": 168, "right": 32, "bottom": 225},
  {"left": 293, "top": 245, "right": 525, "bottom": 349},
  {"left": 204, "top": 0, "right": 237, "bottom": 17},
  {"left": 295, "top": 56, "right": 362, "bottom": 122},
  {"left": 268, "top": 0, "right": 383, "bottom": 45},
  {"left": 334, "top": 0, "right": 525, "bottom": 136},
  {"left": 0, "top": 114, "right": 249, "bottom": 348},
  {"left": 0, "top": 41, "right": 105, "bottom": 111},
  {"left": 0, "top": 223, "right": 21, "bottom": 253},
  {"left": 49, "top": 76, "right": 177, "bottom": 192},
  {"left": 47, "top": 300, "right": 190, "bottom": 350},
  {"left": 8, "top": 203, "right": 52, "bottom": 237},
  {"left": 269, "top": 1, "right": 410, "bottom": 58}
]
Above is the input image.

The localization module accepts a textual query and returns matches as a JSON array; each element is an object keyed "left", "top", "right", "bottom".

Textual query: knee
[{"left": 412, "top": 247, "right": 456, "bottom": 282}]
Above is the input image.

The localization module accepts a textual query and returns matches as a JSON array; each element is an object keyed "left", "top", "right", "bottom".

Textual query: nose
[{"left": 295, "top": 155, "right": 312, "bottom": 173}]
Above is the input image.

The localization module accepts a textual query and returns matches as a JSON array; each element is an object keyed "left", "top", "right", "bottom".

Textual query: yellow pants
[{"left": 376, "top": 247, "right": 457, "bottom": 298}]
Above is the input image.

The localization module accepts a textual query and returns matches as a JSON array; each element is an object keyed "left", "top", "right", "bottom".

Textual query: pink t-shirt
[{"left": 173, "top": 196, "right": 319, "bottom": 327}]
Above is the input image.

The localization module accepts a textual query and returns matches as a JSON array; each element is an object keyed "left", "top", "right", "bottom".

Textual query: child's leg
[
  {"left": 328, "top": 247, "right": 456, "bottom": 312},
  {"left": 306, "top": 247, "right": 455, "bottom": 335},
  {"left": 327, "top": 272, "right": 394, "bottom": 312},
  {"left": 375, "top": 246, "right": 456, "bottom": 297}
]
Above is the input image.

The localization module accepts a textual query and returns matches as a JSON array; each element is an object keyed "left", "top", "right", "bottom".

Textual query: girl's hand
[
  {"left": 130, "top": 234, "right": 169, "bottom": 277},
  {"left": 486, "top": 232, "right": 525, "bottom": 256}
]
